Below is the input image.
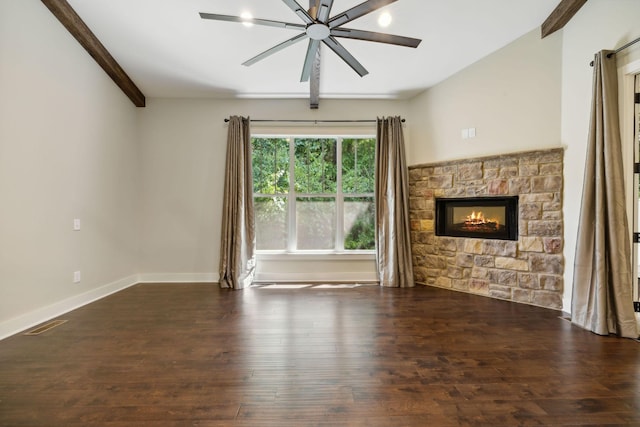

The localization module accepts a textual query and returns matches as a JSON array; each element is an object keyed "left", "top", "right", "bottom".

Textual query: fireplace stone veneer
[{"left": 408, "top": 148, "right": 564, "bottom": 310}]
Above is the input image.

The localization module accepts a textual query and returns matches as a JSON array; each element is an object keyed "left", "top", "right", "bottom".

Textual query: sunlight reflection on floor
[{"left": 255, "top": 283, "right": 370, "bottom": 289}]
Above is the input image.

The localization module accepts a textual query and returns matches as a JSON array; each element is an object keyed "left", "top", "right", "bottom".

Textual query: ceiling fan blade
[
  {"left": 316, "top": 0, "right": 335, "bottom": 23},
  {"left": 199, "top": 13, "right": 305, "bottom": 30},
  {"left": 330, "top": 28, "right": 421, "bottom": 48},
  {"left": 328, "top": 0, "right": 398, "bottom": 28},
  {"left": 281, "top": 0, "right": 315, "bottom": 24},
  {"left": 322, "top": 36, "right": 368, "bottom": 77},
  {"left": 243, "top": 33, "right": 309, "bottom": 66},
  {"left": 301, "top": 39, "right": 321, "bottom": 82}
]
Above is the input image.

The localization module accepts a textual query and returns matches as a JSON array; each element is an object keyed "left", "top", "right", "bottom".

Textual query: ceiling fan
[{"left": 200, "top": 0, "right": 421, "bottom": 108}]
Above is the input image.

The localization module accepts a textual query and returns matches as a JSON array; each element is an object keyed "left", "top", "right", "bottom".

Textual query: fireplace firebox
[{"left": 435, "top": 196, "right": 519, "bottom": 240}]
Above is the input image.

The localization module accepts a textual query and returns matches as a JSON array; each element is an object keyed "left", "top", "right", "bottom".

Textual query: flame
[
  {"left": 466, "top": 211, "right": 484, "bottom": 224},
  {"left": 464, "top": 211, "right": 498, "bottom": 227}
]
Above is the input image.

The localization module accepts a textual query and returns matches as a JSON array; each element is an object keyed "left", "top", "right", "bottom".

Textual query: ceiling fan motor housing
[{"left": 306, "top": 23, "right": 330, "bottom": 40}]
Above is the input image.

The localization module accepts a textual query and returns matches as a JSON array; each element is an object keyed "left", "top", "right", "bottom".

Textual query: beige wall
[
  {"left": 559, "top": 0, "right": 640, "bottom": 310},
  {"left": 0, "top": 0, "right": 140, "bottom": 337},
  {"left": 407, "top": 28, "right": 563, "bottom": 164},
  {"left": 137, "top": 98, "right": 409, "bottom": 282}
]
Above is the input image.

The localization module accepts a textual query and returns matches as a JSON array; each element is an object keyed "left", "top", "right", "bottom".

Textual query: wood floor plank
[{"left": 0, "top": 283, "right": 639, "bottom": 426}]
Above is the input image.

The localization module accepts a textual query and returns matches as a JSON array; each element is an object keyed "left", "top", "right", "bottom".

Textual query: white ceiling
[{"left": 66, "top": 0, "right": 561, "bottom": 100}]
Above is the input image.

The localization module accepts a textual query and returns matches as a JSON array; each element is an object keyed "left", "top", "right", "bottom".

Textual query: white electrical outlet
[
  {"left": 73, "top": 271, "right": 81, "bottom": 283},
  {"left": 73, "top": 219, "right": 81, "bottom": 230}
]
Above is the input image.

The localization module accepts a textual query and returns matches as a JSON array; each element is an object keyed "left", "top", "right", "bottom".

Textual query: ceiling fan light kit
[{"left": 200, "top": 0, "right": 421, "bottom": 108}]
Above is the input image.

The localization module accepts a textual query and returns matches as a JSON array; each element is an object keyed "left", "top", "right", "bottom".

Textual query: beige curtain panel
[
  {"left": 571, "top": 51, "right": 638, "bottom": 338},
  {"left": 375, "top": 116, "right": 415, "bottom": 288},
  {"left": 219, "top": 116, "right": 256, "bottom": 290}
]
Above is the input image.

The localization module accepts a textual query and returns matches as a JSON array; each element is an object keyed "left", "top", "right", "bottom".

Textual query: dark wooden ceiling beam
[
  {"left": 40, "top": 0, "right": 146, "bottom": 107},
  {"left": 541, "top": 0, "right": 587, "bottom": 39}
]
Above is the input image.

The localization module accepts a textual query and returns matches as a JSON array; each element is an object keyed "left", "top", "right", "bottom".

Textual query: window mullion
[
  {"left": 336, "top": 137, "right": 344, "bottom": 251},
  {"left": 288, "top": 138, "right": 296, "bottom": 252}
]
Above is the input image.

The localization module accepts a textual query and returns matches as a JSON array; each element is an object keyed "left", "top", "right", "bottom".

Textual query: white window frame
[{"left": 252, "top": 133, "right": 376, "bottom": 256}]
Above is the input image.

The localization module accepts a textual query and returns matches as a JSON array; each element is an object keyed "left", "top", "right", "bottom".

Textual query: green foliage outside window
[
  {"left": 294, "top": 138, "right": 337, "bottom": 194},
  {"left": 342, "top": 138, "right": 375, "bottom": 194},
  {"left": 344, "top": 197, "right": 375, "bottom": 250},
  {"left": 252, "top": 137, "right": 289, "bottom": 194}
]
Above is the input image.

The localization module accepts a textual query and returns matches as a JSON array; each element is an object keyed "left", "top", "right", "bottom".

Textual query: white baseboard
[
  {"left": 254, "top": 271, "right": 378, "bottom": 283},
  {"left": 137, "top": 273, "right": 218, "bottom": 283},
  {"left": 0, "top": 274, "right": 139, "bottom": 341}
]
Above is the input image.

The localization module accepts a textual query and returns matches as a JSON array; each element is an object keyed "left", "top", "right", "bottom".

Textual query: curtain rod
[
  {"left": 589, "top": 36, "right": 640, "bottom": 66},
  {"left": 223, "top": 118, "right": 405, "bottom": 123}
]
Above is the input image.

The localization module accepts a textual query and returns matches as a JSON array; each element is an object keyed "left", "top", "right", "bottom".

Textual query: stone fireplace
[{"left": 409, "top": 148, "right": 564, "bottom": 310}]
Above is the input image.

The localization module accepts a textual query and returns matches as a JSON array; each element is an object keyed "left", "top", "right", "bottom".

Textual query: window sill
[{"left": 256, "top": 251, "right": 375, "bottom": 261}]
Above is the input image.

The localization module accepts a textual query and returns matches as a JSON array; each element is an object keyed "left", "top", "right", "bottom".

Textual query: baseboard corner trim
[{"left": 0, "top": 275, "right": 139, "bottom": 341}]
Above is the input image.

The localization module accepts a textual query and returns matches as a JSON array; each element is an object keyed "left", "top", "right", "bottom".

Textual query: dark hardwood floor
[{"left": 0, "top": 283, "right": 638, "bottom": 426}]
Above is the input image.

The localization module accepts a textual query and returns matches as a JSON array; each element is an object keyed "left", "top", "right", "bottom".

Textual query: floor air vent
[{"left": 24, "top": 320, "right": 67, "bottom": 336}]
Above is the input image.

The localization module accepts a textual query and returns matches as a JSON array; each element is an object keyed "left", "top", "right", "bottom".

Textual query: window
[{"left": 252, "top": 135, "right": 375, "bottom": 252}]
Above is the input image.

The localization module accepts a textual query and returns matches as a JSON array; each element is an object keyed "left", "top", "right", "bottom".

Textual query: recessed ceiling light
[
  {"left": 241, "top": 11, "right": 253, "bottom": 27},
  {"left": 378, "top": 12, "right": 392, "bottom": 28}
]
